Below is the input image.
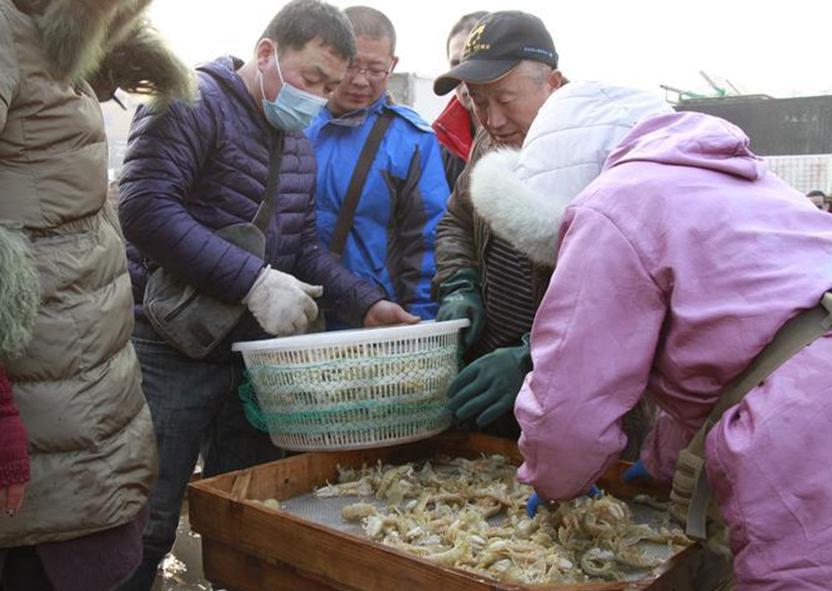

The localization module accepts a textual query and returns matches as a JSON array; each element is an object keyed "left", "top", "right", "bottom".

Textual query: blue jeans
[{"left": 117, "top": 319, "right": 283, "bottom": 591}]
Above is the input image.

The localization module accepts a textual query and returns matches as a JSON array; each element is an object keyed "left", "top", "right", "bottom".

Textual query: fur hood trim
[
  {"left": 23, "top": 0, "right": 197, "bottom": 108},
  {"left": 470, "top": 148, "right": 563, "bottom": 267},
  {"left": 89, "top": 18, "right": 199, "bottom": 111},
  {"left": 33, "top": 0, "right": 150, "bottom": 82},
  {"left": 0, "top": 223, "right": 40, "bottom": 361},
  {"left": 470, "top": 82, "right": 674, "bottom": 268}
]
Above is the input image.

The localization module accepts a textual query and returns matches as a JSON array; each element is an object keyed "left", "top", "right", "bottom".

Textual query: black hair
[
  {"left": 261, "top": 0, "right": 356, "bottom": 61},
  {"left": 446, "top": 11, "right": 488, "bottom": 56},
  {"left": 343, "top": 6, "right": 396, "bottom": 55},
  {"left": 807, "top": 189, "right": 827, "bottom": 198}
]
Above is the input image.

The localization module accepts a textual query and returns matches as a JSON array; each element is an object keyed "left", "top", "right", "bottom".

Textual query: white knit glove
[{"left": 245, "top": 266, "right": 323, "bottom": 336}]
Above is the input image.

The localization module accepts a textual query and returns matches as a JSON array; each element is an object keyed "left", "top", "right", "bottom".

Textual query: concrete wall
[{"left": 388, "top": 72, "right": 447, "bottom": 123}]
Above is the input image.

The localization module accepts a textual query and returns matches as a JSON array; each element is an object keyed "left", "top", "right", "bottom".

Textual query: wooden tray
[{"left": 188, "top": 432, "right": 733, "bottom": 591}]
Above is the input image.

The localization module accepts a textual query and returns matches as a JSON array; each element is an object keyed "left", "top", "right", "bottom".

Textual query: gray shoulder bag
[{"left": 143, "top": 134, "right": 284, "bottom": 359}]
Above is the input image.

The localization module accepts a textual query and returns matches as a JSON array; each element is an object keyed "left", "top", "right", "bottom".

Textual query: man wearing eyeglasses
[{"left": 306, "top": 6, "right": 449, "bottom": 329}]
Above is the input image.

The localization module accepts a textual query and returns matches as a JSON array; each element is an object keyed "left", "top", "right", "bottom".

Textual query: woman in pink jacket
[{"left": 512, "top": 112, "right": 832, "bottom": 590}]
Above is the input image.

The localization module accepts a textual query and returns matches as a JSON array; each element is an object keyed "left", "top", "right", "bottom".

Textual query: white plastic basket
[{"left": 232, "top": 319, "right": 470, "bottom": 451}]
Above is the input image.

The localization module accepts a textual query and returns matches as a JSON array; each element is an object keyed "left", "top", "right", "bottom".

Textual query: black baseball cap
[{"left": 434, "top": 11, "right": 558, "bottom": 96}]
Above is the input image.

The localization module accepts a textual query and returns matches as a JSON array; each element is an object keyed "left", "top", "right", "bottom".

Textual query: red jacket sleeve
[{"left": 0, "top": 368, "right": 29, "bottom": 488}]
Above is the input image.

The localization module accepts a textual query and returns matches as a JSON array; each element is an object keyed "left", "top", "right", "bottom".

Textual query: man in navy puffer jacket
[{"left": 116, "top": 2, "right": 416, "bottom": 589}]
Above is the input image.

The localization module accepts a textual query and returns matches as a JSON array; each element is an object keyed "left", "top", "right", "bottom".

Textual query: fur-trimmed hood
[
  {"left": 0, "top": 223, "right": 40, "bottom": 361},
  {"left": 470, "top": 81, "right": 673, "bottom": 267},
  {"left": 14, "top": 0, "right": 197, "bottom": 109},
  {"left": 470, "top": 147, "right": 560, "bottom": 268}
]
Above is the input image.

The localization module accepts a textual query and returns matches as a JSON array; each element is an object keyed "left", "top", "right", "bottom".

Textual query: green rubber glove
[
  {"left": 435, "top": 268, "right": 485, "bottom": 353},
  {"left": 446, "top": 333, "right": 532, "bottom": 427}
]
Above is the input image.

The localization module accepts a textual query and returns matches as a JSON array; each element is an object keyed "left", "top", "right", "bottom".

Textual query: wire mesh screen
[{"left": 765, "top": 154, "right": 832, "bottom": 195}]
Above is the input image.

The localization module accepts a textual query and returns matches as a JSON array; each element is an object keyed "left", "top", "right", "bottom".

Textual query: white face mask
[{"left": 259, "top": 45, "right": 328, "bottom": 131}]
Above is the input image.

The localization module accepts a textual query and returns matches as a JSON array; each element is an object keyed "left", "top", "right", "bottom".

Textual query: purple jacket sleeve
[
  {"left": 119, "top": 99, "right": 264, "bottom": 303},
  {"left": 293, "top": 179, "right": 384, "bottom": 325},
  {"left": 515, "top": 206, "right": 667, "bottom": 500}
]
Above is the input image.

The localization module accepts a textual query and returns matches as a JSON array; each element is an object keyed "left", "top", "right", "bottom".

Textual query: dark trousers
[
  {"left": 0, "top": 547, "right": 54, "bottom": 591},
  {"left": 116, "top": 319, "right": 283, "bottom": 591}
]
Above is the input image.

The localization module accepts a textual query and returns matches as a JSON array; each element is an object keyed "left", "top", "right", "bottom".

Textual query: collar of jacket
[
  {"left": 432, "top": 95, "right": 474, "bottom": 162},
  {"left": 322, "top": 95, "right": 388, "bottom": 128},
  {"left": 202, "top": 56, "right": 273, "bottom": 133}
]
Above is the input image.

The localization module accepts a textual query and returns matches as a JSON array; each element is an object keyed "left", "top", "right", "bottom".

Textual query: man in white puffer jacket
[
  {"left": 471, "top": 81, "right": 673, "bottom": 266},
  {"left": 445, "top": 82, "right": 672, "bottom": 436}
]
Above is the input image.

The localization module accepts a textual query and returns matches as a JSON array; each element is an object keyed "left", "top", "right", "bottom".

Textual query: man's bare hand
[{"left": 363, "top": 300, "right": 420, "bottom": 327}]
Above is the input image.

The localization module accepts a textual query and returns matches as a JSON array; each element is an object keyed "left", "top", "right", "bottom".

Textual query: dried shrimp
[{"left": 314, "top": 455, "right": 690, "bottom": 585}]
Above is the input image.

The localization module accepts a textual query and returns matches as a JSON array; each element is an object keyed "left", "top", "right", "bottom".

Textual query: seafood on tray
[{"left": 314, "top": 454, "right": 690, "bottom": 585}]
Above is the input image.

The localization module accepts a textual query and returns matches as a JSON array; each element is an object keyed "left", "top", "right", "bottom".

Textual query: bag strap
[
  {"left": 683, "top": 290, "right": 832, "bottom": 539},
  {"left": 251, "top": 133, "right": 285, "bottom": 233},
  {"left": 329, "top": 110, "right": 395, "bottom": 258}
]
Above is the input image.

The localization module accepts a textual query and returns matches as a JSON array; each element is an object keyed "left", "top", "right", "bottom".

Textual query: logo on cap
[{"left": 463, "top": 24, "right": 490, "bottom": 58}]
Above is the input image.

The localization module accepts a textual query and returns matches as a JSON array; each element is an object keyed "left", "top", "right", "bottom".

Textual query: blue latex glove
[
  {"left": 623, "top": 459, "right": 649, "bottom": 481},
  {"left": 526, "top": 486, "right": 603, "bottom": 518},
  {"left": 586, "top": 485, "right": 603, "bottom": 499},
  {"left": 446, "top": 333, "right": 531, "bottom": 427},
  {"left": 526, "top": 492, "right": 545, "bottom": 518}
]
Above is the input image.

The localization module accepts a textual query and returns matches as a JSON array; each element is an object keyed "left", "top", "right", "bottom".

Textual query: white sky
[{"left": 148, "top": 0, "right": 832, "bottom": 99}]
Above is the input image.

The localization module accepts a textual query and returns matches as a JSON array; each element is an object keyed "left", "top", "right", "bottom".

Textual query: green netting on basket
[
  {"left": 238, "top": 370, "right": 269, "bottom": 433},
  {"left": 259, "top": 399, "right": 450, "bottom": 435}
]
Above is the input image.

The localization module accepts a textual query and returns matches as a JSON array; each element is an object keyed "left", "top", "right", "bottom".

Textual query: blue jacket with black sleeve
[{"left": 306, "top": 96, "right": 449, "bottom": 324}]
